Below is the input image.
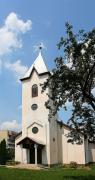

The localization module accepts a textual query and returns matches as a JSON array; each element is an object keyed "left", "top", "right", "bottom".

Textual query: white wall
[
  {"left": 15, "top": 135, "right": 22, "bottom": 162},
  {"left": 88, "top": 143, "right": 95, "bottom": 162},
  {"left": 57, "top": 124, "right": 86, "bottom": 164},
  {"left": 49, "top": 118, "right": 58, "bottom": 165}
]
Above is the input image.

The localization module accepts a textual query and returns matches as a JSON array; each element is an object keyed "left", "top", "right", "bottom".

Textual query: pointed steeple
[
  {"left": 20, "top": 51, "right": 49, "bottom": 81},
  {"left": 33, "top": 51, "right": 48, "bottom": 74}
]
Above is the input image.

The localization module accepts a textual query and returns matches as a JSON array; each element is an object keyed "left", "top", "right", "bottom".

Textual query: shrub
[
  {"left": 6, "top": 160, "right": 20, "bottom": 166},
  {"left": 69, "top": 161, "right": 78, "bottom": 168}
]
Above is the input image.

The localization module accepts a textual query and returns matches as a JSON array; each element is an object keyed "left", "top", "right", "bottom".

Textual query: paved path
[{"left": 7, "top": 164, "right": 47, "bottom": 170}]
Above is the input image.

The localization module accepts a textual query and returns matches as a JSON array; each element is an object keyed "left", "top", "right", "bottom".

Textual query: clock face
[
  {"left": 31, "top": 104, "right": 38, "bottom": 110},
  {"left": 32, "top": 127, "right": 39, "bottom": 134}
]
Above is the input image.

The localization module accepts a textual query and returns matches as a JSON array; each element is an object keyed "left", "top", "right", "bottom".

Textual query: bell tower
[
  {"left": 20, "top": 48, "right": 49, "bottom": 133},
  {"left": 16, "top": 48, "right": 58, "bottom": 165}
]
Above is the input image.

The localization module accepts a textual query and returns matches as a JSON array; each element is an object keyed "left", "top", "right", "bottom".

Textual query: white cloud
[
  {"left": 0, "top": 12, "right": 32, "bottom": 56},
  {"left": 5, "top": 12, "right": 32, "bottom": 33},
  {"left": 0, "top": 28, "right": 22, "bottom": 55},
  {"left": 0, "top": 120, "right": 21, "bottom": 132},
  {"left": 4, "top": 60, "right": 28, "bottom": 82}
]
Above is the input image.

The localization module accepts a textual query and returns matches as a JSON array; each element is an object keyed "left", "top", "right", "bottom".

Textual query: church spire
[{"left": 20, "top": 45, "right": 49, "bottom": 81}]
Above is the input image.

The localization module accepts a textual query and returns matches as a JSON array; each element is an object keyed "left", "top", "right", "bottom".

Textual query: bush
[
  {"left": 69, "top": 161, "right": 78, "bottom": 168},
  {"left": 6, "top": 160, "right": 20, "bottom": 166}
]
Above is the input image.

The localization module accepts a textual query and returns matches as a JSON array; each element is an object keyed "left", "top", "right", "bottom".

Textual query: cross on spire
[{"left": 39, "top": 43, "right": 43, "bottom": 52}]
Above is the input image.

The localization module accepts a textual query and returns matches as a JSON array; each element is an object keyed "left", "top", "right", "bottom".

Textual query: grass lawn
[{"left": 0, "top": 165, "right": 95, "bottom": 180}]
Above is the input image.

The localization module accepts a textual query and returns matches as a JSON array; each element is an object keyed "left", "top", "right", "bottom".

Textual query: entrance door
[
  {"left": 37, "top": 147, "right": 42, "bottom": 164},
  {"left": 30, "top": 147, "right": 35, "bottom": 164},
  {"left": 30, "top": 146, "right": 42, "bottom": 164}
]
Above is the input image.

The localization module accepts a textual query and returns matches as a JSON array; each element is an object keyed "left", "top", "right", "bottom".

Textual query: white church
[{"left": 15, "top": 51, "right": 95, "bottom": 165}]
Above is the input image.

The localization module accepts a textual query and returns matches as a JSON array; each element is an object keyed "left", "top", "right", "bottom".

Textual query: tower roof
[{"left": 20, "top": 52, "right": 49, "bottom": 81}]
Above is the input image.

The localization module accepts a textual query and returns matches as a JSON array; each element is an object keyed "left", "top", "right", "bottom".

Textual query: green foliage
[
  {"left": 69, "top": 161, "right": 78, "bottom": 168},
  {"left": 42, "top": 23, "right": 95, "bottom": 142},
  {"left": 0, "top": 139, "right": 15, "bottom": 165},
  {"left": 7, "top": 148, "right": 15, "bottom": 160},
  {"left": 0, "top": 139, "right": 7, "bottom": 165},
  {"left": 6, "top": 160, "right": 20, "bottom": 165}
]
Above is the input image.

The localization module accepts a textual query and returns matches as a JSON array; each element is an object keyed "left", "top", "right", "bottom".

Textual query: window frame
[
  {"left": 32, "top": 127, "right": 39, "bottom": 134},
  {"left": 31, "top": 104, "right": 38, "bottom": 110},
  {"left": 32, "top": 84, "right": 38, "bottom": 97}
]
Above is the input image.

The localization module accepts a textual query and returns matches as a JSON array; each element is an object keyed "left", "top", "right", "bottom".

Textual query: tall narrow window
[{"left": 32, "top": 84, "right": 38, "bottom": 97}]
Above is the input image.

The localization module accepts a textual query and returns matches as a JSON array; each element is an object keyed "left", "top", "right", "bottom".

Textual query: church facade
[{"left": 15, "top": 52, "right": 95, "bottom": 165}]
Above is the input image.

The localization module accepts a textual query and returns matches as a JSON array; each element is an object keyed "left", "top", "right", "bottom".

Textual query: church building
[{"left": 15, "top": 51, "right": 95, "bottom": 165}]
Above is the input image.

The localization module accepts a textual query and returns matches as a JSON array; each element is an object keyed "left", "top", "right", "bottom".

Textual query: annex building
[
  {"left": 15, "top": 51, "right": 95, "bottom": 165},
  {"left": 0, "top": 130, "right": 17, "bottom": 149}
]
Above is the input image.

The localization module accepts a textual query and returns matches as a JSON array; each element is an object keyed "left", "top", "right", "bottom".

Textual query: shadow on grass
[{"left": 63, "top": 176, "right": 95, "bottom": 180}]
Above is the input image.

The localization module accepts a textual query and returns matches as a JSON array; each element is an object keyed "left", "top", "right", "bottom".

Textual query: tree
[
  {"left": 7, "top": 148, "right": 15, "bottom": 160},
  {"left": 42, "top": 23, "right": 95, "bottom": 143},
  {"left": 0, "top": 139, "right": 7, "bottom": 165}
]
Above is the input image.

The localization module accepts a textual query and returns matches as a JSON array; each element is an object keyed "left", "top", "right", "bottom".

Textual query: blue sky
[{"left": 0, "top": 0, "right": 95, "bottom": 131}]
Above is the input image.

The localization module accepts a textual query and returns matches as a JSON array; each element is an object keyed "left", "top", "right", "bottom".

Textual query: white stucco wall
[
  {"left": 15, "top": 135, "right": 22, "bottom": 162},
  {"left": 49, "top": 118, "right": 58, "bottom": 165},
  {"left": 57, "top": 124, "right": 85, "bottom": 164},
  {"left": 27, "top": 123, "right": 46, "bottom": 144},
  {"left": 88, "top": 143, "right": 95, "bottom": 162}
]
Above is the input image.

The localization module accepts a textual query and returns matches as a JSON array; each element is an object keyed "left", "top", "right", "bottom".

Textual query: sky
[{"left": 0, "top": 0, "right": 95, "bottom": 131}]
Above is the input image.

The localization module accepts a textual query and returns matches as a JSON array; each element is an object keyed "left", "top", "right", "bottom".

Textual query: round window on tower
[
  {"left": 31, "top": 104, "right": 38, "bottom": 110},
  {"left": 32, "top": 127, "right": 39, "bottom": 134}
]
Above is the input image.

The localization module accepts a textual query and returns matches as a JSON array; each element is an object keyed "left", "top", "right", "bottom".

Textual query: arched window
[{"left": 32, "top": 84, "right": 38, "bottom": 97}]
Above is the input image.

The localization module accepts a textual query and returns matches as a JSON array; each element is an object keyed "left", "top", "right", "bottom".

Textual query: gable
[
  {"left": 20, "top": 67, "right": 50, "bottom": 81},
  {"left": 27, "top": 121, "right": 46, "bottom": 144},
  {"left": 27, "top": 122, "right": 43, "bottom": 129}
]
